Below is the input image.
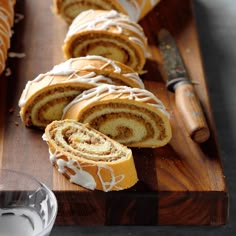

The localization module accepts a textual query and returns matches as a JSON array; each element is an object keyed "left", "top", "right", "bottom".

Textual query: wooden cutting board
[{"left": 0, "top": 0, "right": 228, "bottom": 225}]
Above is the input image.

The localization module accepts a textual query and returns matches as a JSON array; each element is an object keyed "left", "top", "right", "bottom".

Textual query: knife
[{"left": 158, "top": 29, "right": 210, "bottom": 143}]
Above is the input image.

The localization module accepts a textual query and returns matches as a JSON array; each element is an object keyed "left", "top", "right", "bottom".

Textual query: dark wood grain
[{"left": 0, "top": 0, "right": 228, "bottom": 225}]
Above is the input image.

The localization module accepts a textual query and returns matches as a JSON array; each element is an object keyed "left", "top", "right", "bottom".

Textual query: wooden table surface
[{"left": 0, "top": 0, "right": 231, "bottom": 229}]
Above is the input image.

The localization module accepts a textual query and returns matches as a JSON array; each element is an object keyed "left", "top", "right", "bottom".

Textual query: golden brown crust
[
  {"left": 19, "top": 56, "right": 144, "bottom": 129},
  {"left": 43, "top": 119, "right": 138, "bottom": 191},
  {"left": 53, "top": 0, "right": 128, "bottom": 24},
  {"left": 63, "top": 85, "right": 172, "bottom": 148},
  {"left": 63, "top": 10, "right": 148, "bottom": 73},
  {"left": 53, "top": 0, "right": 161, "bottom": 24}
]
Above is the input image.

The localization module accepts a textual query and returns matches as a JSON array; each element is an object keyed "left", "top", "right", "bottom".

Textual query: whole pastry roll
[
  {"left": 19, "top": 56, "right": 144, "bottom": 129},
  {"left": 43, "top": 119, "right": 138, "bottom": 192},
  {"left": 63, "top": 85, "right": 172, "bottom": 148},
  {"left": 53, "top": 0, "right": 161, "bottom": 24},
  {"left": 0, "top": 0, "right": 15, "bottom": 75},
  {"left": 63, "top": 10, "right": 148, "bottom": 73}
]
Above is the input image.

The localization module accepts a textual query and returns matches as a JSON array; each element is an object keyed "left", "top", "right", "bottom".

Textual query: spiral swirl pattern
[
  {"left": 63, "top": 85, "right": 172, "bottom": 147},
  {"left": 43, "top": 119, "right": 138, "bottom": 191},
  {"left": 63, "top": 10, "right": 148, "bottom": 73},
  {"left": 19, "top": 56, "right": 144, "bottom": 129}
]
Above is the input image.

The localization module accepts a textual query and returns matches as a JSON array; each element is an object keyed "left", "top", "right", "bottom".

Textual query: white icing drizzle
[
  {"left": 65, "top": 10, "right": 147, "bottom": 54},
  {"left": 47, "top": 147, "right": 125, "bottom": 192},
  {"left": 18, "top": 55, "right": 144, "bottom": 107},
  {"left": 42, "top": 133, "right": 48, "bottom": 141},
  {"left": 18, "top": 74, "right": 47, "bottom": 107},
  {"left": 4, "top": 67, "right": 12, "bottom": 77},
  {"left": 14, "top": 13, "right": 24, "bottom": 24},
  {"left": 128, "top": 36, "right": 149, "bottom": 58},
  {"left": 58, "top": 0, "right": 160, "bottom": 22},
  {"left": 48, "top": 59, "right": 76, "bottom": 76},
  {"left": 42, "top": 120, "right": 131, "bottom": 192},
  {"left": 57, "top": 158, "right": 97, "bottom": 190},
  {"left": 97, "top": 165, "right": 125, "bottom": 192},
  {"left": 48, "top": 56, "right": 123, "bottom": 75},
  {"left": 68, "top": 9, "right": 145, "bottom": 36},
  {"left": 8, "top": 52, "right": 26, "bottom": 58},
  {"left": 63, "top": 85, "right": 170, "bottom": 118},
  {"left": 123, "top": 72, "right": 144, "bottom": 89},
  {"left": 86, "top": 55, "right": 122, "bottom": 72},
  {"left": 48, "top": 149, "right": 61, "bottom": 164}
]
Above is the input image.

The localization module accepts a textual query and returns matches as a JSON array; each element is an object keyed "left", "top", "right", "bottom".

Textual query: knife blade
[{"left": 158, "top": 29, "right": 210, "bottom": 143}]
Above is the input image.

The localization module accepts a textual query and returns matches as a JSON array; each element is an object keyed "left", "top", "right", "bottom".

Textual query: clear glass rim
[{"left": 0, "top": 168, "right": 58, "bottom": 235}]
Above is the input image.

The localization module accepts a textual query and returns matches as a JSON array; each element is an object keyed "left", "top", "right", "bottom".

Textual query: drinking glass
[{"left": 0, "top": 169, "right": 58, "bottom": 236}]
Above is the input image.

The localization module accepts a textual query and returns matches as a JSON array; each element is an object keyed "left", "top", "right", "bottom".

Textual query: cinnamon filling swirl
[
  {"left": 69, "top": 33, "right": 141, "bottom": 72},
  {"left": 63, "top": 10, "right": 148, "bottom": 73},
  {"left": 47, "top": 121, "right": 129, "bottom": 162},
  {"left": 59, "top": 0, "right": 120, "bottom": 23},
  {"left": 43, "top": 120, "right": 138, "bottom": 191},
  {"left": 78, "top": 103, "right": 167, "bottom": 145},
  {"left": 23, "top": 86, "right": 85, "bottom": 128}
]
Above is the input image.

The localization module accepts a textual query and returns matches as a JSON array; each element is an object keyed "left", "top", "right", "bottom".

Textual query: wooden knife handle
[{"left": 175, "top": 83, "right": 210, "bottom": 143}]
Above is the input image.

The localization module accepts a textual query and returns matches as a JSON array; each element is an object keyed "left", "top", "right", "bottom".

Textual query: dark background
[{"left": 51, "top": 0, "right": 236, "bottom": 235}]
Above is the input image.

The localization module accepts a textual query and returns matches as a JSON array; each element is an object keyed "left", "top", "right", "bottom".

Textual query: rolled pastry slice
[
  {"left": 53, "top": 0, "right": 161, "bottom": 24},
  {"left": 19, "top": 56, "right": 144, "bottom": 129},
  {"left": 0, "top": 0, "right": 15, "bottom": 74},
  {"left": 63, "top": 10, "right": 148, "bottom": 73},
  {"left": 63, "top": 85, "right": 172, "bottom": 148},
  {"left": 43, "top": 119, "right": 138, "bottom": 192}
]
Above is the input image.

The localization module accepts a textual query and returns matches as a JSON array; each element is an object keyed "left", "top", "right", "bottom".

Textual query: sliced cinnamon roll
[
  {"left": 0, "top": 0, "right": 15, "bottom": 75},
  {"left": 63, "top": 85, "right": 172, "bottom": 148},
  {"left": 43, "top": 119, "right": 138, "bottom": 192},
  {"left": 63, "top": 10, "right": 148, "bottom": 73},
  {"left": 53, "top": 0, "right": 161, "bottom": 24},
  {"left": 19, "top": 56, "right": 144, "bottom": 129}
]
